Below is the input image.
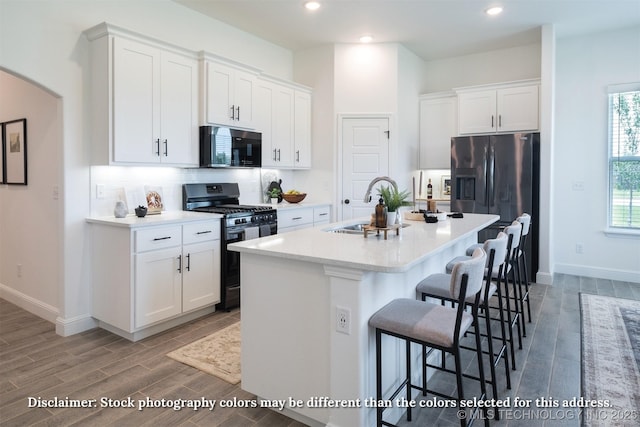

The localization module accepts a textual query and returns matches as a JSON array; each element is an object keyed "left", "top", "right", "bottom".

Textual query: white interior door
[{"left": 341, "top": 117, "right": 390, "bottom": 221}]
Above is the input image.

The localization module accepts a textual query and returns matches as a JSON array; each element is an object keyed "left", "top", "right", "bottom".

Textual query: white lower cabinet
[
  {"left": 278, "top": 205, "right": 331, "bottom": 233},
  {"left": 135, "top": 246, "right": 183, "bottom": 327},
  {"left": 182, "top": 240, "right": 220, "bottom": 312},
  {"left": 91, "top": 219, "right": 220, "bottom": 340}
]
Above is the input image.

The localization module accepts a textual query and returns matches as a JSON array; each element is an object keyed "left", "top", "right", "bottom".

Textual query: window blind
[{"left": 608, "top": 87, "right": 640, "bottom": 229}]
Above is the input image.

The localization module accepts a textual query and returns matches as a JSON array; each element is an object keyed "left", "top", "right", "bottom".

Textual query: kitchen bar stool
[
  {"left": 369, "top": 248, "right": 488, "bottom": 427},
  {"left": 455, "top": 222, "right": 523, "bottom": 368},
  {"left": 515, "top": 214, "right": 532, "bottom": 325},
  {"left": 416, "top": 232, "right": 511, "bottom": 405}
]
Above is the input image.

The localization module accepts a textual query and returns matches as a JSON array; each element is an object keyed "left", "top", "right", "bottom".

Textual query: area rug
[
  {"left": 167, "top": 321, "right": 241, "bottom": 384},
  {"left": 580, "top": 293, "right": 640, "bottom": 425}
]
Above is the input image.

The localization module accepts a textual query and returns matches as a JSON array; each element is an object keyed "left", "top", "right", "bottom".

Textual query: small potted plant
[
  {"left": 268, "top": 187, "right": 281, "bottom": 205},
  {"left": 378, "top": 185, "right": 411, "bottom": 226}
]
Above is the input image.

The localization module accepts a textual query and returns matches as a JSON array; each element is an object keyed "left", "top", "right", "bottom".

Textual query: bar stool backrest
[
  {"left": 450, "top": 248, "right": 486, "bottom": 301},
  {"left": 504, "top": 221, "right": 522, "bottom": 253},
  {"left": 516, "top": 213, "right": 531, "bottom": 237},
  {"left": 484, "top": 232, "right": 508, "bottom": 268}
]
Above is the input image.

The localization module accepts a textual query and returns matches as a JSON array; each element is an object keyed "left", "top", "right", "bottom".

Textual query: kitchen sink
[{"left": 324, "top": 222, "right": 410, "bottom": 234}]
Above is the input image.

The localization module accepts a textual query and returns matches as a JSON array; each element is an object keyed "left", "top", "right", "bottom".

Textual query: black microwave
[{"left": 199, "top": 126, "right": 262, "bottom": 168}]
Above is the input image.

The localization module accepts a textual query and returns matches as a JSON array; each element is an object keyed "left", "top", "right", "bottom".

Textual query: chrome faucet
[{"left": 363, "top": 176, "right": 398, "bottom": 203}]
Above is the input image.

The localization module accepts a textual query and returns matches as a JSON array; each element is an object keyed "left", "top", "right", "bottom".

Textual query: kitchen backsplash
[{"left": 90, "top": 166, "right": 294, "bottom": 217}]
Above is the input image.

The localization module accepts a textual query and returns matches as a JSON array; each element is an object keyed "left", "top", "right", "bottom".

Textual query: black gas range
[{"left": 183, "top": 183, "right": 277, "bottom": 310}]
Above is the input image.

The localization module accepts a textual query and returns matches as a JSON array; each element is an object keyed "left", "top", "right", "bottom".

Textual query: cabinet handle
[
  {"left": 273, "top": 149, "right": 277, "bottom": 161},
  {"left": 186, "top": 253, "right": 191, "bottom": 272},
  {"left": 318, "top": 213, "right": 328, "bottom": 216},
  {"left": 155, "top": 139, "right": 160, "bottom": 156},
  {"left": 153, "top": 236, "right": 172, "bottom": 241},
  {"left": 163, "top": 139, "right": 168, "bottom": 156},
  {"left": 236, "top": 106, "right": 240, "bottom": 121},
  {"left": 230, "top": 105, "right": 236, "bottom": 120},
  {"left": 177, "top": 254, "right": 182, "bottom": 273},
  {"left": 292, "top": 216, "right": 303, "bottom": 221},
  {"left": 491, "top": 115, "right": 494, "bottom": 128},
  {"left": 196, "top": 230, "right": 212, "bottom": 235},
  {"left": 277, "top": 149, "right": 281, "bottom": 161},
  {"left": 498, "top": 114, "right": 502, "bottom": 128},
  {"left": 296, "top": 150, "right": 300, "bottom": 162}
]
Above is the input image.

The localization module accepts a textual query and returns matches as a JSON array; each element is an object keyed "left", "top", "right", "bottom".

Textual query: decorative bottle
[
  {"left": 375, "top": 198, "right": 388, "bottom": 228},
  {"left": 427, "top": 179, "right": 433, "bottom": 199}
]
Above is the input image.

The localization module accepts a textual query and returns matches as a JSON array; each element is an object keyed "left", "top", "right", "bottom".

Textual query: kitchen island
[{"left": 228, "top": 213, "right": 498, "bottom": 427}]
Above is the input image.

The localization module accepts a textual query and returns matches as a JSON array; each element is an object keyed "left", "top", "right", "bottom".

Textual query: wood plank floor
[
  {"left": 1, "top": 274, "right": 638, "bottom": 426},
  {"left": 0, "top": 302, "right": 305, "bottom": 426},
  {"left": 400, "top": 274, "right": 640, "bottom": 426}
]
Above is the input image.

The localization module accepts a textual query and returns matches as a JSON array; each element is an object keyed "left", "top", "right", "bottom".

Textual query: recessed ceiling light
[
  {"left": 304, "top": 1, "right": 321, "bottom": 11},
  {"left": 359, "top": 35, "right": 373, "bottom": 43},
  {"left": 485, "top": 6, "right": 503, "bottom": 16}
]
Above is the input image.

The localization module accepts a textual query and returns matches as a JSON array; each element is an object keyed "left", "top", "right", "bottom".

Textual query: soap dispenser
[{"left": 375, "top": 197, "right": 388, "bottom": 228}]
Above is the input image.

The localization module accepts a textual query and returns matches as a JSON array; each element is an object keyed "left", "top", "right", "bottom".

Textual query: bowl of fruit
[{"left": 282, "top": 190, "right": 307, "bottom": 203}]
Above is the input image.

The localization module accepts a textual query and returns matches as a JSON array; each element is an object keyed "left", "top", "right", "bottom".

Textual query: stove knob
[
  {"left": 235, "top": 219, "right": 241, "bottom": 224},
  {"left": 251, "top": 216, "right": 256, "bottom": 222}
]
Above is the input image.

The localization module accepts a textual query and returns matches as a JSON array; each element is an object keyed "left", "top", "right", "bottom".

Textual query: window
[{"left": 609, "top": 86, "right": 640, "bottom": 230}]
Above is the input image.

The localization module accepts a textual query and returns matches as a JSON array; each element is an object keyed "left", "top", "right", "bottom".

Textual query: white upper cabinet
[
  {"left": 457, "top": 81, "right": 539, "bottom": 134},
  {"left": 419, "top": 93, "right": 457, "bottom": 169},
  {"left": 294, "top": 90, "right": 312, "bottom": 168},
  {"left": 256, "top": 76, "right": 312, "bottom": 169},
  {"left": 86, "top": 24, "right": 198, "bottom": 166},
  {"left": 203, "top": 59, "right": 257, "bottom": 129}
]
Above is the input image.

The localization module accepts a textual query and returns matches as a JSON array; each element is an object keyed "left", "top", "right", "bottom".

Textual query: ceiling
[{"left": 174, "top": 0, "right": 640, "bottom": 61}]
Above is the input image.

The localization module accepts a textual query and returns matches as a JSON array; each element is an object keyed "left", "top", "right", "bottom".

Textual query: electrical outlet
[
  {"left": 575, "top": 243, "right": 584, "bottom": 254},
  {"left": 17, "top": 264, "right": 22, "bottom": 278},
  {"left": 336, "top": 306, "right": 351, "bottom": 335},
  {"left": 572, "top": 181, "right": 585, "bottom": 191}
]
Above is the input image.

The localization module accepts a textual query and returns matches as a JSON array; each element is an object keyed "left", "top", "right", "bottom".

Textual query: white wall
[
  {"left": 554, "top": 26, "right": 640, "bottom": 282},
  {"left": 334, "top": 44, "right": 399, "bottom": 114},
  {"left": 397, "top": 45, "right": 426, "bottom": 189},
  {"left": 0, "top": 71, "right": 62, "bottom": 320},
  {"left": 293, "top": 45, "right": 336, "bottom": 208},
  {"left": 0, "top": 0, "right": 294, "bottom": 335},
  {"left": 423, "top": 43, "right": 542, "bottom": 92}
]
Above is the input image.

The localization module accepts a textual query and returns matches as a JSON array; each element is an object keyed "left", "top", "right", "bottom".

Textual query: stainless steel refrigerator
[{"left": 451, "top": 132, "right": 540, "bottom": 277}]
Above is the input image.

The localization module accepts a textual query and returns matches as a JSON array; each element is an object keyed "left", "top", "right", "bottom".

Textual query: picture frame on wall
[
  {"left": 441, "top": 175, "right": 451, "bottom": 196},
  {"left": 0, "top": 123, "right": 5, "bottom": 184},
  {"left": 3, "top": 118, "right": 27, "bottom": 185}
]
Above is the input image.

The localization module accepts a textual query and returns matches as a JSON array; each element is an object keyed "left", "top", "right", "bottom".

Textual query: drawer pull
[
  {"left": 318, "top": 213, "right": 328, "bottom": 216},
  {"left": 196, "top": 230, "right": 212, "bottom": 235},
  {"left": 292, "top": 216, "right": 303, "bottom": 221},
  {"left": 153, "top": 236, "right": 172, "bottom": 241}
]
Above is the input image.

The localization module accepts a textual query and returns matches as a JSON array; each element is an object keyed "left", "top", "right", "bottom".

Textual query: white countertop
[
  {"left": 86, "top": 211, "right": 222, "bottom": 228},
  {"left": 229, "top": 213, "right": 498, "bottom": 272}
]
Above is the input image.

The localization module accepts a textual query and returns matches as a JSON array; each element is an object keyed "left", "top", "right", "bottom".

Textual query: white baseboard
[
  {"left": 555, "top": 263, "right": 640, "bottom": 284},
  {"left": 0, "top": 282, "right": 58, "bottom": 323},
  {"left": 56, "top": 314, "right": 98, "bottom": 337},
  {"left": 536, "top": 271, "right": 554, "bottom": 285},
  {"left": 0, "top": 282, "right": 97, "bottom": 336}
]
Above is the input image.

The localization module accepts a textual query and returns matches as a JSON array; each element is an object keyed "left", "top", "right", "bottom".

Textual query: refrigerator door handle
[{"left": 487, "top": 145, "right": 495, "bottom": 208}]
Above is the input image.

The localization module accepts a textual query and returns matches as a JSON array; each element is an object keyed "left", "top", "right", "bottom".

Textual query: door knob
[{"left": 344, "top": 199, "right": 350, "bottom": 204}]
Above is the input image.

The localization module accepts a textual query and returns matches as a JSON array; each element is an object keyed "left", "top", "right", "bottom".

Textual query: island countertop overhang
[{"left": 228, "top": 213, "right": 499, "bottom": 273}]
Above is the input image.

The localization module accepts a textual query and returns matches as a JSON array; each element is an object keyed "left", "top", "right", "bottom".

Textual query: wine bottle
[{"left": 427, "top": 179, "right": 433, "bottom": 200}]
